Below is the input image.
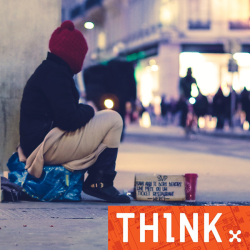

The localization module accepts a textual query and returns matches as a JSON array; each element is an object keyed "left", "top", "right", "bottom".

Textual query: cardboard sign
[{"left": 135, "top": 174, "right": 185, "bottom": 201}]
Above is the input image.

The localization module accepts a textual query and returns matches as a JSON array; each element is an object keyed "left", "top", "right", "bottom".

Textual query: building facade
[{"left": 63, "top": 0, "right": 250, "bottom": 106}]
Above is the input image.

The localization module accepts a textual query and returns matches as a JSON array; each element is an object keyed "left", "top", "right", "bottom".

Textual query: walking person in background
[
  {"left": 175, "top": 95, "right": 188, "bottom": 128},
  {"left": 240, "top": 87, "right": 250, "bottom": 128},
  {"left": 225, "top": 89, "right": 240, "bottom": 127},
  {"left": 160, "top": 94, "right": 169, "bottom": 125},
  {"left": 18, "top": 21, "right": 130, "bottom": 203},
  {"left": 179, "top": 67, "right": 199, "bottom": 100},
  {"left": 193, "top": 92, "right": 209, "bottom": 127},
  {"left": 213, "top": 88, "right": 226, "bottom": 129},
  {"left": 178, "top": 67, "right": 199, "bottom": 131}
]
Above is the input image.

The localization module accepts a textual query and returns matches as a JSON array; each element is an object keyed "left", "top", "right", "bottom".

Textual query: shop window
[
  {"left": 61, "top": 8, "right": 66, "bottom": 22},
  {"left": 188, "top": 0, "right": 211, "bottom": 30},
  {"left": 229, "top": 21, "right": 250, "bottom": 30},
  {"left": 189, "top": 20, "right": 210, "bottom": 30},
  {"left": 228, "top": 0, "right": 250, "bottom": 30},
  {"left": 70, "top": 5, "right": 82, "bottom": 20},
  {"left": 85, "top": 0, "right": 103, "bottom": 11}
]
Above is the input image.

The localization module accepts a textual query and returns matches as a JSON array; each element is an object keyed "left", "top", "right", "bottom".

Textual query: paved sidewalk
[
  {"left": 116, "top": 137, "right": 250, "bottom": 203},
  {"left": 200, "top": 128, "right": 250, "bottom": 139},
  {"left": 1, "top": 200, "right": 249, "bottom": 250}
]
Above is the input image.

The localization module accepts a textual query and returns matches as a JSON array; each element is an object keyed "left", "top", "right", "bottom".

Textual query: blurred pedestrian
[
  {"left": 147, "top": 102, "right": 156, "bottom": 124},
  {"left": 178, "top": 68, "right": 199, "bottom": 130},
  {"left": 174, "top": 95, "right": 188, "bottom": 128},
  {"left": 160, "top": 94, "right": 170, "bottom": 124},
  {"left": 186, "top": 103, "right": 197, "bottom": 136},
  {"left": 240, "top": 87, "right": 250, "bottom": 126},
  {"left": 233, "top": 103, "right": 244, "bottom": 128},
  {"left": 169, "top": 98, "right": 178, "bottom": 124},
  {"left": 160, "top": 94, "right": 167, "bottom": 117},
  {"left": 225, "top": 89, "right": 240, "bottom": 127},
  {"left": 179, "top": 68, "right": 199, "bottom": 99},
  {"left": 19, "top": 21, "right": 130, "bottom": 203},
  {"left": 193, "top": 92, "right": 209, "bottom": 125},
  {"left": 212, "top": 88, "right": 226, "bottom": 129}
]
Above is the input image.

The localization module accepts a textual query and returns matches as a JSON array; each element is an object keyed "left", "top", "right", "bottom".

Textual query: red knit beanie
[{"left": 49, "top": 20, "right": 88, "bottom": 74}]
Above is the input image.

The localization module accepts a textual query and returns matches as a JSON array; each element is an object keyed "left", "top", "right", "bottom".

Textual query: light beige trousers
[{"left": 24, "top": 110, "right": 123, "bottom": 178}]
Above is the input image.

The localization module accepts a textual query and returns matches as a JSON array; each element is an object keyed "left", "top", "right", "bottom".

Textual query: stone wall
[{"left": 0, "top": 0, "right": 61, "bottom": 171}]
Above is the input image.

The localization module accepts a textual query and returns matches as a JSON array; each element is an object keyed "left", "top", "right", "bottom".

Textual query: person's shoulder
[
  {"left": 24, "top": 61, "right": 49, "bottom": 87},
  {"left": 34, "top": 60, "right": 53, "bottom": 75},
  {"left": 43, "top": 60, "right": 73, "bottom": 83},
  {"left": 42, "top": 59, "right": 67, "bottom": 75}
]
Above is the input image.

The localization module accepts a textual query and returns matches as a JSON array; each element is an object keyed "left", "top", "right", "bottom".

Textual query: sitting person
[{"left": 19, "top": 20, "right": 130, "bottom": 203}]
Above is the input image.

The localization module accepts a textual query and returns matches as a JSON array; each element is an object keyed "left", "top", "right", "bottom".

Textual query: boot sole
[{"left": 82, "top": 188, "right": 131, "bottom": 203}]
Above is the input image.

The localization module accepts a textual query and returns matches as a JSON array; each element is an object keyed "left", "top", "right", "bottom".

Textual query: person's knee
[
  {"left": 95, "top": 109, "right": 123, "bottom": 131},
  {"left": 107, "top": 110, "right": 123, "bottom": 129}
]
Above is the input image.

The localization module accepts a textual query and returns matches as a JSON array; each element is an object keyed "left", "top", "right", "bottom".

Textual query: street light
[
  {"left": 151, "top": 65, "right": 159, "bottom": 71},
  {"left": 104, "top": 99, "right": 114, "bottom": 109},
  {"left": 84, "top": 22, "right": 94, "bottom": 29}
]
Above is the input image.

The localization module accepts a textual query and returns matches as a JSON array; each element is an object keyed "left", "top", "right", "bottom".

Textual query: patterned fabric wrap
[{"left": 7, "top": 153, "right": 84, "bottom": 201}]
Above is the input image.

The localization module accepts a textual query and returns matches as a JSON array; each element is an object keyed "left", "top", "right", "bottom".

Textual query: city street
[
  {"left": 0, "top": 126, "right": 250, "bottom": 249},
  {"left": 1, "top": 0, "right": 250, "bottom": 249}
]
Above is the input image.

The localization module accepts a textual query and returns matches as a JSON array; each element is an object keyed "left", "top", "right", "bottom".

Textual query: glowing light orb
[
  {"left": 149, "top": 59, "right": 156, "bottom": 66},
  {"left": 139, "top": 112, "right": 151, "bottom": 128},
  {"left": 198, "top": 117, "right": 205, "bottom": 129},
  {"left": 104, "top": 99, "right": 114, "bottom": 109},
  {"left": 84, "top": 22, "right": 94, "bottom": 29},
  {"left": 189, "top": 97, "right": 196, "bottom": 105},
  {"left": 243, "top": 121, "right": 249, "bottom": 131},
  {"left": 151, "top": 65, "right": 159, "bottom": 71}
]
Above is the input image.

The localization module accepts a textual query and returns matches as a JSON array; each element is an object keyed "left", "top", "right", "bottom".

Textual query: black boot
[{"left": 82, "top": 148, "right": 131, "bottom": 203}]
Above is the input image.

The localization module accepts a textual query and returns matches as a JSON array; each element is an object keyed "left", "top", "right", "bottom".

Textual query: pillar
[
  {"left": 0, "top": 0, "right": 61, "bottom": 171},
  {"left": 158, "top": 42, "right": 181, "bottom": 100}
]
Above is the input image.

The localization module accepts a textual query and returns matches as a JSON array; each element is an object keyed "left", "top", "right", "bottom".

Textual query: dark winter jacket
[{"left": 20, "top": 52, "right": 95, "bottom": 158}]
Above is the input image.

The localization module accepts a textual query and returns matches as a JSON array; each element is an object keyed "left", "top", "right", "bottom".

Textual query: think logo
[{"left": 229, "top": 230, "right": 241, "bottom": 242}]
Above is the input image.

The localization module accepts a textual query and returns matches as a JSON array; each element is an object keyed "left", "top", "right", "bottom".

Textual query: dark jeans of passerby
[
  {"left": 179, "top": 102, "right": 188, "bottom": 128},
  {"left": 216, "top": 115, "right": 225, "bottom": 129},
  {"left": 174, "top": 99, "right": 188, "bottom": 128},
  {"left": 180, "top": 109, "right": 188, "bottom": 128}
]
